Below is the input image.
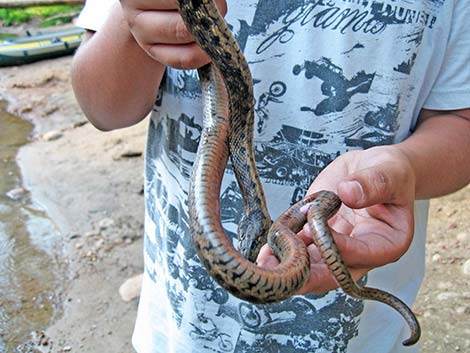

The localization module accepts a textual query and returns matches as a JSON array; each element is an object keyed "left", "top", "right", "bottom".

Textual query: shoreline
[
  {"left": 0, "top": 56, "right": 146, "bottom": 353},
  {"left": 0, "top": 54, "right": 469, "bottom": 352}
]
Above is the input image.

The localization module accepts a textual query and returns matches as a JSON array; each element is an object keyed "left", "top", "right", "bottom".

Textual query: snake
[{"left": 176, "top": 0, "right": 421, "bottom": 346}]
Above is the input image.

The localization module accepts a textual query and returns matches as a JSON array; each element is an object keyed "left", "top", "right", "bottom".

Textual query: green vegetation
[{"left": 0, "top": 5, "right": 83, "bottom": 27}]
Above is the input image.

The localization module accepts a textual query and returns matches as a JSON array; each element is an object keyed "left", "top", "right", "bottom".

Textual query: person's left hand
[{"left": 257, "top": 145, "right": 417, "bottom": 294}]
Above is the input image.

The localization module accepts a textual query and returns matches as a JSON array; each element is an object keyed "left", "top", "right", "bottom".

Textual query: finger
[
  {"left": 125, "top": 0, "right": 228, "bottom": 12},
  {"left": 130, "top": 10, "right": 194, "bottom": 45},
  {"left": 297, "top": 228, "right": 314, "bottom": 247},
  {"left": 297, "top": 263, "right": 369, "bottom": 295},
  {"left": 120, "top": 0, "right": 179, "bottom": 11},
  {"left": 256, "top": 244, "right": 280, "bottom": 268},
  {"left": 148, "top": 43, "right": 211, "bottom": 69},
  {"left": 299, "top": 208, "right": 353, "bottom": 255},
  {"left": 303, "top": 218, "right": 401, "bottom": 269},
  {"left": 337, "top": 163, "right": 413, "bottom": 209}
]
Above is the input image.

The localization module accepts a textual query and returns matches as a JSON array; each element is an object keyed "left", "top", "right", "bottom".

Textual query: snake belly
[{"left": 177, "top": 0, "right": 420, "bottom": 345}]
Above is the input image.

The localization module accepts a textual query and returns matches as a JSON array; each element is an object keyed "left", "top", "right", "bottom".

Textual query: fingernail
[{"left": 342, "top": 180, "right": 364, "bottom": 203}]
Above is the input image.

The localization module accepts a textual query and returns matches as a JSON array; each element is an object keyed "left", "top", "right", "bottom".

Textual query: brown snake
[{"left": 176, "top": 0, "right": 420, "bottom": 346}]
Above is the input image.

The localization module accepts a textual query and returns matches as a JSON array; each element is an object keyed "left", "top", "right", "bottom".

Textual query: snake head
[{"left": 237, "top": 210, "right": 271, "bottom": 262}]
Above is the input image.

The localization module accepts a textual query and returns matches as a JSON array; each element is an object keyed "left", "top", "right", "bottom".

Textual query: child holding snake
[{"left": 73, "top": 0, "right": 470, "bottom": 352}]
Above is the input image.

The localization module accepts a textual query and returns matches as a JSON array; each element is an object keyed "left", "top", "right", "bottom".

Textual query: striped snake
[{"left": 176, "top": 0, "right": 420, "bottom": 346}]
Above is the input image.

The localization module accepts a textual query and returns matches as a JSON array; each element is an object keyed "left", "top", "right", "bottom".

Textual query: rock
[
  {"left": 120, "top": 150, "right": 142, "bottom": 158},
  {"left": 42, "top": 130, "right": 63, "bottom": 141},
  {"left": 72, "top": 120, "right": 88, "bottom": 128},
  {"left": 437, "top": 292, "right": 459, "bottom": 301},
  {"left": 83, "top": 231, "right": 98, "bottom": 238},
  {"left": 98, "top": 217, "right": 114, "bottom": 230},
  {"left": 448, "top": 222, "right": 458, "bottom": 230},
  {"left": 94, "top": 239, "right": 105, "bottom": 249},
  {"left": 437, "top": 281, "right": 453, "bottom": 290},
  {"left": 113, "top": 149, "right": 142, "bottom": 160},
  {"left": 463, "top": 259, "right": 470, "bottom": 276},
  {"left": 455, "top": 305, "right": 470, "bottom": 315},
  {"left": 43, "top": 106, "right": 59, "bottom": 116},
  {"left": 431, "top": 253, "right": 442, "bottom": 263},
  {"left": 63, "top": 346, "right": 72, "bottom": 352},
  {"left": 20, "top": 105, "right": 33, "bottom": 114},
  {"left": 423, "top": 311, "right": 432, "bottom": 318},
  {"left": 6, "top": 187, "right": 28, "bottom": 200},
  {"left": 457, "top": 232, "right": 470, "bottom": 245},
  {"left": 119, "top": 273, "right": 143, "bottom": 302}
]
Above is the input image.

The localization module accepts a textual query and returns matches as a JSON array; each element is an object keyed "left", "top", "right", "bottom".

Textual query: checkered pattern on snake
[{"left": 176, "top": 0, "right": 420, "bottom": 345}]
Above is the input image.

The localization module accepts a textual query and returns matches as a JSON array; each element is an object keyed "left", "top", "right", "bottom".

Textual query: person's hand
[
  {"left": 119, "top": 0, "right": 227, "bottom": 69},
  {"left": 257, "top": 145, "right": 417, "bottom": 295}
]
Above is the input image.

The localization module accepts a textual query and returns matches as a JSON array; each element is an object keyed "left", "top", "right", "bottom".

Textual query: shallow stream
[{"left": 0, "top": 102, "right": 63, "bottom": 352}]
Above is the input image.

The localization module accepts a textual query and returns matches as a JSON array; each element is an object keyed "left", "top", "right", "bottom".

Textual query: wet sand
[
  {"left": 0, "top": 53, "right": 469, "bottom": 352},
  {"left": 0, "top": 56, "right": 145, "bottom": 353}
]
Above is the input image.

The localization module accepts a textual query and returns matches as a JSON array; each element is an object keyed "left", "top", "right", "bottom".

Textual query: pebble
[
  {"left": 98, "top": 217, "right": 114, "bottom": 230},
  {"left": 120, "top": 150, "right": 142, "bottom": 158},
  {"left": 455, "top": 305, "right": 470, "bottom": 315},
  {"left": 83, "top": 231, "right": 98, "bottom": 238},
  {"left": 431, "top": 253, "right": 442, "bottom": 263},
  {"left": 6, "top": 187, "right": 28, "bottom": 200},
  {"left": 437, "top": 281, "right": 453, "bottom": 290},
  {"left": 63, "top": 346, "right": 72, "bottom": 352},
  {"left": 463, "top": 259, "right": 470, "bottom": 276},
  {"left": 72, "top": 120, "right": 88, "bottom": 128},
  {"left": 20, "top": 105, "right": 33, "bottom": 114},
  {"left": 119, "top": 273, "right": 143, "bottom": 302},
  {"left": 43, "top": 106, "right": 59, "bottom": 116},
  {"left": 94, "top": 239, "right": 105, "bottom": 248},
  {"left": 42, "top": 130, "right": 63, "bottom": 141},
  {"left": 457, "top": 232, "right": 470, "bottom": 245},
  {"left": 423, "top": 311, "right": 432, "bottom": 318},
  {"left": 437, "top": 292, "right": 459, "bottom": 301},
  {"left": 113, "top": 149, "right": 143, "bottom": 160}
]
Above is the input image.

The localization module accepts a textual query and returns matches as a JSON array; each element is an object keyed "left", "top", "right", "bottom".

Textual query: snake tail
[{"left": 307, "top": 191, "right": 421, "bottom": 346}]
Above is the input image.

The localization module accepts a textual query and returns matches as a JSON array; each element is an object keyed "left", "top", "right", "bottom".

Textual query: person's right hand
[{"left": 120, "top": 0, "right": 227, "bottom": 69}]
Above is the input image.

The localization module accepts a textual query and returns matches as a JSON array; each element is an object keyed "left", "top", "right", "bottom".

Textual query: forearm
[
  {"left": 71, "top": 4, "right": 165, "bottom": 131},
  {"left": 396, "top": 109, "right": 470, "bottom": 200}
]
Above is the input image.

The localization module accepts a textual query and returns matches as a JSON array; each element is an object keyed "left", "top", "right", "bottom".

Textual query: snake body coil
[{"left": 177, "top": 0, "right": 420, "bottom": 346}]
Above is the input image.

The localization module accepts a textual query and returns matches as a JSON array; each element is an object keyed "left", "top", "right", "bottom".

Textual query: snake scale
[{"left": 176, "top": 0, "right": 420, "bottom": 346}]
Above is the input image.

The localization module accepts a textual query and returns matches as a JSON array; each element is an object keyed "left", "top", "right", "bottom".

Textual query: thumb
[{"left": 337, "top": 165, "right": 412, "bottom": 209}]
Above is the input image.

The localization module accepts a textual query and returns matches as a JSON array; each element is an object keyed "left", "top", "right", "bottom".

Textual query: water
[{"left": 0, "top": 102, "right": 64, "bottom": 352}]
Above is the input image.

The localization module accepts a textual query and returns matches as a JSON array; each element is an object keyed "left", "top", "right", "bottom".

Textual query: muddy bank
[
  {"left": 0, "top": 56, "right": 146, "bottom": 353},
  {"left": 0, "top": 52, "right": 468, "bottom": 352}
]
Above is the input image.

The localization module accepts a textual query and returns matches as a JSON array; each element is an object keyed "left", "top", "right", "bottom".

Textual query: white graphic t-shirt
[{"left": 77, "top": 1, "right": 469, "bottom": 352}]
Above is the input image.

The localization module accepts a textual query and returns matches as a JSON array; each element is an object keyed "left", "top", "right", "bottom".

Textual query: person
[{"left": 72, "top": 0, "right": 470, "bottom": 352}]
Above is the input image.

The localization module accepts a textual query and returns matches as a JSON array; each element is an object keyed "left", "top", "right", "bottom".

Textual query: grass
[{"left": 0, "top": 5, "right": 83, "bottom": 27}]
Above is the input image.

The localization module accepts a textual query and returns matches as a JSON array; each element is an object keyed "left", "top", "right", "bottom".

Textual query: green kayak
[{"left": 0, "top": 27, "right": 84, "bottom": 67}]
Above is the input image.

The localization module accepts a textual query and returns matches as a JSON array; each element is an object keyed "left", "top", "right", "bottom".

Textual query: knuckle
[
  {"left": 126, "top": 11, "right": 141, "bottom": 31},
  {"left": 371, "top": 169, "right": 391, "bottom": 196},
  {"left": 177, "top": 51, "right": 201, "bottom": 70},
  {"left": 174, "top": 18, "right": 192, "bottom": 42}
]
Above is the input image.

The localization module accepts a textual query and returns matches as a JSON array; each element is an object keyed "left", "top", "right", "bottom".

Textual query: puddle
[{"left": 0, "top": 102, "right": 64, "bottom": 352}]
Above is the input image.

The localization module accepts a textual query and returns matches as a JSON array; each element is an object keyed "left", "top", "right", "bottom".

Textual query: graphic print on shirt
[{"left": 144, "top": 0, "right": 446, "bottom": 352}]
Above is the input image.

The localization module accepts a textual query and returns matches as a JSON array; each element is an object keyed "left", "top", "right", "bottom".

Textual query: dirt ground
[{"left": 0, "top": 52, "right": 468, "bottom": 352}]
